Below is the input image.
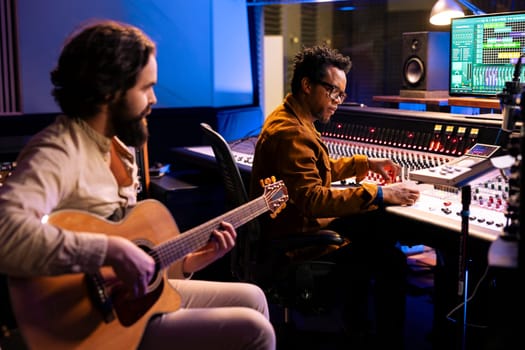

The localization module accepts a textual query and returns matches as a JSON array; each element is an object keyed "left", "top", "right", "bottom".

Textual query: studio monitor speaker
[{"left": 401, "top": 31, "right": 449, "bottom": 93}]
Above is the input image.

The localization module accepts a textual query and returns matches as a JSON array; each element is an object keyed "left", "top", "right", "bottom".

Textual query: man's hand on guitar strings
[
  {"left": 209, "top": 221, "right": 237, "bottom": 259},
  {"left": 104, "top": 236, "right": 156, "bottom": 298}
]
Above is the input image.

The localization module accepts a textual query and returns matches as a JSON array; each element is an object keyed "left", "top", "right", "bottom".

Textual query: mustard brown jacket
[{"left": 250, "top": 93, "right": 380, "bottom": 238}]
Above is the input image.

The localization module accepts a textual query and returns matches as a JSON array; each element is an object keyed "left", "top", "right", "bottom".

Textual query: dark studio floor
[
  {"left": 265, "top": 247, "right": 437, "bottom": 350},
  {"left": 262, "top": 246, "right": 517, "bottom": 350}
]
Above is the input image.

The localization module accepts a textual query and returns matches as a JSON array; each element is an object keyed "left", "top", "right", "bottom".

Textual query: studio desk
[{"left": 171, "top": 106, "right": 511, "bottom": 344}]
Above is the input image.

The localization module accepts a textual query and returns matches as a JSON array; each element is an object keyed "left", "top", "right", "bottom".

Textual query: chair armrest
[
  {"left": 250, "top": 230, "right": 350, "bottom": 285},
  {"left": 272, "top": 230, "right": 346, "bottom": 250},
  {"left": 270, "top": 230, "right": 350, "bottom": 263}
]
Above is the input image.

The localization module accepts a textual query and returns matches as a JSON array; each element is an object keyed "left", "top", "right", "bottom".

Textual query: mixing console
[
  {"left": 184, "top": 143, "right": 255, "bottom": 172},
  {"left": 326, "top": 141, "right": 508, "bottom": 240},
  {"left": 386, "top": 169, "right": 508, "bottom": 241},
  {"left": 324, "top": 138, "right": 455, "bottom": 183},
  {"left": 178, "top": 143, "right": 509, "bottom": 241},
  {"left": 319, "top": 107, "right": 509, "bottom": 240},
  {"left": 409, "top": 143, "right": 501, "bottom": 186},
  {"left": 172, "top": 106, "right": 510, "bottom": 242}
]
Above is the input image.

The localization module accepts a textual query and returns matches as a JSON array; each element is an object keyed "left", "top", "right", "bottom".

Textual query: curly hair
[
  {"left": 290, "top": 45, "right": 352, "bottom": 95},
  {"left": 50, "top": 19, "right": 156, "bottom": 119}
]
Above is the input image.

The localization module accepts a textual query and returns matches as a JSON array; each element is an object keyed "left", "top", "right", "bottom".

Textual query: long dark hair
[{"left": 50, "top": 19, "right": 156, "bottom": 119}]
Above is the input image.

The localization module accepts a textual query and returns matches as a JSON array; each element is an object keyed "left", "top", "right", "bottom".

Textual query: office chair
[{"left": 199, "top": 122, "right": 349, "bottom": 324}]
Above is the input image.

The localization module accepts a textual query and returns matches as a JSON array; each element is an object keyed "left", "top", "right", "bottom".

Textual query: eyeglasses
[{"left": 316, "top": 80, "right": 347, "bottom": 103}]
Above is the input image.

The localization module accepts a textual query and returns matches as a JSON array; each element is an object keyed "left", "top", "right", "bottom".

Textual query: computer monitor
[{"left": 449, "top": 11, "right": 525, "bottom": 97}]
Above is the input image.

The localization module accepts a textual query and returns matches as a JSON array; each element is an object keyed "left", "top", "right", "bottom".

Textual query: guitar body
[
  {"left": 7, "top": 180, "right": 288, "bottom": 350},
  {"left": 8, "top": 200, "right": 183, "bottom": 350}
]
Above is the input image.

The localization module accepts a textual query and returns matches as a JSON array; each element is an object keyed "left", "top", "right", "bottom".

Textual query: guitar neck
[
  {"left": 154, "top": 195, "right": 268, "bottom": 269},
  {"left": 7, "top": 179, "right": 287, "bottom": 350}
]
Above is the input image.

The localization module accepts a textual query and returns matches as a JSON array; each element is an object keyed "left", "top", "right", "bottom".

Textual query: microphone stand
[
  {"left": 484, "top": 54, "right": 523, "bottom": 349},
  {"left": 456, "top": 184, "right": 471, "bottom": 350},
  {"left": 455, "top": 55, "right": 524, "bottom": 349}
]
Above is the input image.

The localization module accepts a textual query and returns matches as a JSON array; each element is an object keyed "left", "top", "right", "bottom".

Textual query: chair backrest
[
  {"left": 200, "top": 122, "right": 260, "bottom": 281},
  {"left": 200, "top": 123, "right": 350, "bottom": 315}
]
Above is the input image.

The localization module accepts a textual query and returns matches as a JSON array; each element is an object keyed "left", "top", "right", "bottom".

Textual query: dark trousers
[
  {"left": 1, "top": 274, "right": 28, "bottom": 349},
  {"left": 324, "top": 210, "right": 408, "bottom": 350}
]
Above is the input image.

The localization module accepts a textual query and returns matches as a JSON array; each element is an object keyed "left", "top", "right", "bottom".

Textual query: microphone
[{"left": 498, "top": 54, "right": 524, "bottom": 136}]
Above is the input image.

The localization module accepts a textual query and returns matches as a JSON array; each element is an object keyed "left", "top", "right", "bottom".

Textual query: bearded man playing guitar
[{"left": 0, "top": 19, "right": 277, "bottom": 350}]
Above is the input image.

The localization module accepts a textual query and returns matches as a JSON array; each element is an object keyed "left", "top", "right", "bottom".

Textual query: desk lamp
[{"left": 429, "top": 0, "right": 485, "bottom": 25}]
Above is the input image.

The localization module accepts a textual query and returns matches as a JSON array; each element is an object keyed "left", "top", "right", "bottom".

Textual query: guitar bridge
[{"left": 84, "top": 273, "right": 115, "bottom": 323}]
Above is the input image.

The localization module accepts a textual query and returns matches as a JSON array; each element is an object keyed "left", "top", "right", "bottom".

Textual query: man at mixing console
[{"left": 250, "top": 45, "right": 421, "bottom": 349}]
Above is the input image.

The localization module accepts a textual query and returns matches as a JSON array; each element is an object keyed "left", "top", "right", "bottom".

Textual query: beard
[
  {"left": 109, "top": 96, "right": 150, "bottom": 148},
  {"left": 314, "top": 110, "right": 330, "bottom": 124}
]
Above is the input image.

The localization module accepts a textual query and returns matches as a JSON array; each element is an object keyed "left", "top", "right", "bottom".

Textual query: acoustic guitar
[{"left": 8, "top": 179, "right": 288, "bottom": 349}]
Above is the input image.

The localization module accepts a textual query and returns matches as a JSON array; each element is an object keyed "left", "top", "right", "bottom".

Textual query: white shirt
[{"left": 0, "top": 115, "right": 139, "bottom": 276}]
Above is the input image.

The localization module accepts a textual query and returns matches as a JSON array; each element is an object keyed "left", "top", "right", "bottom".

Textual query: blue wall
[{"left": 17, "top": 0, "right": 255, "bottom": 113}]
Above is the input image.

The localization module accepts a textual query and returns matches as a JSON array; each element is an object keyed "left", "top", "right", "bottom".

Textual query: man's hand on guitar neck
[
  {"left": 181, "top": 221, "right": 237, "bottom": 275},
  {"left": 104, "top": 236, "right": 156, "bottom": 298},
  {"left": 103, "top": 221, "right": 237, "bottom": 295}
]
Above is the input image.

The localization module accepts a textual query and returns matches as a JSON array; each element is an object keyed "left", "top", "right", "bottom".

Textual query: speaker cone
[{"left": 404, "top": 56, "right": 425, "bottom": 87}]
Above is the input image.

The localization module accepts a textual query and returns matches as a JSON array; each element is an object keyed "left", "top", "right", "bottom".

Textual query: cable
[{"left": 445, "top": 263, "right": 490, "bottom": 329}]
